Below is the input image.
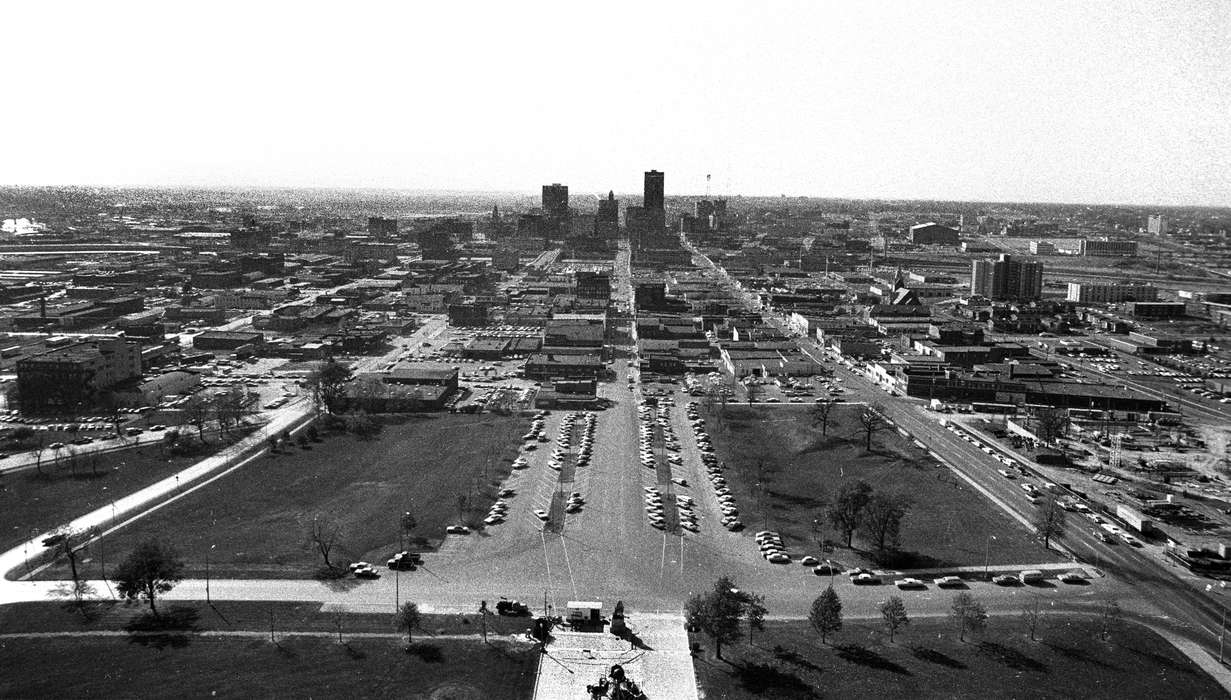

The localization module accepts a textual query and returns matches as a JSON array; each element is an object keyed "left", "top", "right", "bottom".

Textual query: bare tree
[
  {"left": 811, "top": 399, "right": 836, "bottom": 437},
  {"left": 184, "top": 395, "right": 212, "bottom": 444},
  {"left": 31, "top": 431, "right": 47, "bottom": 476},
  {"left": 1035, "top": 408, "right": 1070, "bottom": 446},
  {"left": 745, "top": 378, "right": 762, "bottom": 404},
  {"left": 309, "top": 516, "right": 342, "bottom": 571},
  {"left": 1098, "top": 599, "right": 1122, "bottom": 642},
  {"left": 950, "top": 591, "right": 988, "bottom": 642},
  {"left": 1021, "top": 596, "right": 1043, "bottom": 641},
  {"left": 45, "top": 526, "right": 100, "bottom": 606},
  {"left": 1032, "top": 496, "right": 1067, "bottom": 550},
  {"left": 859, "top": 404, "right": 888, "bottom": 451},
  {"left": 828, "top": 480, "right": 873, "bottom": 548},
  {"left": 456, "top": 494, "right": 469, "bottom": 525},
  {"left": 861, "top": 492, "right": 911, "bottom": 553},
  {"left": 745, "top": 592, "right": 767, "bottom": 645}
]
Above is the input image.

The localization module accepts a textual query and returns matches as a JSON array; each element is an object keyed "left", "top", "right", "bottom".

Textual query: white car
[{"left": 533, "top": 509, "right": 549, "bottom": 521}]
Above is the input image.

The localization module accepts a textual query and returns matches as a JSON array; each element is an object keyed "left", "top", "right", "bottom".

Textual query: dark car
[
  {"left": 387, "top": 551, "right": 423, "bottom": 570},
  {"left": 496, "top": 599, "right": 530, "bottom": 616}
]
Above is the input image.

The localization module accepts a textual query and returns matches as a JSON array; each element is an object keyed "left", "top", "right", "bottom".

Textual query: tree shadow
[
  {"left": 834, "top": 643, "right": 912, "bottom": 675},
  {"left": 614, "top": 628, "right": 654, "bottom": 651},
  {"left": 343, "top": 642, "right": 366, "bottom": 660},
  {"left": 407, "top": 643, "right": 444, "bottom": 662},
  {"left": 772, "top": 645, "right": 822, "bottom": 673},
  {"left": 124, "top": 605, "right": 200, "bottom": 649},
  {"left": 911, "top": 645, "right": 967, "bottom": 669},
  {"left": 314, "top": 568, "right": 363, "bottom": 592},
  {"left": 871, "top": 550, "right": 953, "bottom": 569},
  {"left": 976, "top": 641, "right": 1048, "bottom": 673},
  {"left": 1043, "top": 641, "right": 1116, "bottom": 670},
  {"left": 734, "top": 661, "right": 818, "bottom": 697},
  {"left": 1122, "top": 642, "right": 1201, "bottom": 676},
  {"left": 56, "top": 597, "right": 114, "bottom": 624}
]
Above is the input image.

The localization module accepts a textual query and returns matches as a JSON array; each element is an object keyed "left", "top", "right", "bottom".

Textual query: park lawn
[
  {"left": 0, "top": 635, "right": 538, "bottom": 700},
  {"left": 691, "top": 617, "right": 1224, "bottom": 700},
  {"left": 707, "top": 405, "right": 1061, "bottom": 569},
  {"left": 0, "top": 599, "right": 537, "bottom": 638},
  {"left": 37, "top": 413, "right": 527, "bottom": 581},
  {"left": 0, "top": 439, "right": 245, "bottom": 554}
]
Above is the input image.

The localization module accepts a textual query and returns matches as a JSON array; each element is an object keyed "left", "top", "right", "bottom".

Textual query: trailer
[{"left": 1116, "top": 504, "right": 1153, "bottom": 533}]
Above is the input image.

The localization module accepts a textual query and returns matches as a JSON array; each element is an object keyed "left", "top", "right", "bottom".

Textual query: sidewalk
[
  {"left": 0, "top": 404, "right": 314, "bottom": 592},
  {"left": 533, "top": 613, "right": 697, "bottom": 700}
]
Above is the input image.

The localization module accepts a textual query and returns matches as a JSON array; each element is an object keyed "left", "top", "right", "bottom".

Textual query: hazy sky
[{"left": 6, "top": 1, "right": 1229, "bottom": 205}]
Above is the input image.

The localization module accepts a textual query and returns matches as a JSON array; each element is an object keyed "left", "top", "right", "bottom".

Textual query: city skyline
[{"left": 5, "top": 1, "right": 1230, "bottom": 207}]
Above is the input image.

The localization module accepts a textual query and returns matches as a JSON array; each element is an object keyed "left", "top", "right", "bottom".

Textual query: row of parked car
[
  {"left": 551, "top": 411, "right": 596, "bottom": 472},
  {"left": 638, "top": 400, "right": 678, "bottom": 530},
  {"left": 687, "top": 401, "right": 743, "bottom": 532}
]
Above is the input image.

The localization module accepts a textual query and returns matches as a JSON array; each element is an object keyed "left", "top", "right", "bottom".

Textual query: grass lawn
[
  {"left": 0, "top": 635, "right": 538, "bottom": 700},
  {"left": 0, "top": 439, "right": 244, "bottom": 554},
  {"left": 36, "top": 413, "right": 527, "bottom": 580},
  {"left": 707, "top": 405, "right": 1060, "bottom": 569},
  {"left": 691, "top": 617, "right": 1224, "bottom": 699},
  {"left": 0, "top": 599, "right": 537, "bottom": 638}
]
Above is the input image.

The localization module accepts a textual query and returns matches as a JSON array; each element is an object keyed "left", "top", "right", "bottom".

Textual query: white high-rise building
[{"left": 1147, "top": 214, "right": 1169, "bottom": 236}]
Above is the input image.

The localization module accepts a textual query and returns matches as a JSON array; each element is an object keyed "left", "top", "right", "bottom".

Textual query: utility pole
[{"left": 1221, "top": 607, "right": 1227, "bottom": 664}]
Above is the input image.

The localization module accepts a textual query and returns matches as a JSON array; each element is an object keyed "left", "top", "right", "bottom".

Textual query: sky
[{"left": 5, "top": 1, "right": 1230, "bottom": 206}]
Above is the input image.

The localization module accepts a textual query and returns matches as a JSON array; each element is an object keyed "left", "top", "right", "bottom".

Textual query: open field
[
  {"left": 691, "top": 617, "right": 1224, "bottom": 700},
  {"left": 707, "top": 406, "right": 1060, "bottom": 569},
  {"left": 37, "top": 414, "right": 527, "bottom": 581},
  {"left": 0, "top": 634, "right": 538, "bottom": 700},
  {"left": 0, "top": 440, "right": 244, "bottom": 553}
]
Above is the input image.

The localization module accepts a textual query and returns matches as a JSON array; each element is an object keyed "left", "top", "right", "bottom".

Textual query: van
[{"left": 1018, "top": 569, "right": 1045, "bottom": 584}]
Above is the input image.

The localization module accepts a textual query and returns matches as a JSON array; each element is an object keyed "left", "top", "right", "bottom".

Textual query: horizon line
[{"left": 0, "top": 183, "right": 1227, "bottom": 211}]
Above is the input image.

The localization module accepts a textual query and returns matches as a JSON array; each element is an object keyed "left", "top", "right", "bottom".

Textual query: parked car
[
  {"left": 445, "top": 525, "right": 470, "bottom": 535},
  {"left": 895, "top": 577, "right": 926, "bottom": 590},
  {"left": 934, "top": 575, "right": 964, "bottom": 588},
  {"left": 495, "top": 599, "right": 530, "bottom": 616}
]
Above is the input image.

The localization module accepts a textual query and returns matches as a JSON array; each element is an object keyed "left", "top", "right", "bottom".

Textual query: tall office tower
[
  {"left": 542, "top": 183, "right": 570, "bottom": 241},
  {"left": 1147, "top": 214, "right": 1169, "bottom": 236},
  {"left": 643, "top": 170, "right": 664, "bottom": 211},
  {"left": 597, "top": 191, "right": 619, "bottom": 224},
  {"left": 971, "top": 254, "right": 1044, "bottom": 301}
]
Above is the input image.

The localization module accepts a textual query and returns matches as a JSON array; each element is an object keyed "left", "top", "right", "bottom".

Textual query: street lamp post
[
  {"left": 983, "top": 534, "right": 997, "bottom": 580},
  {"left": 1221, "top": 607, "right": 1227, "bottom": 664},
  {"left": 205, "top": 544, "right": 215, "bottom": 604}
]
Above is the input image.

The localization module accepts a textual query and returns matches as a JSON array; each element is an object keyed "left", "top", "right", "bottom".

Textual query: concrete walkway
[{"left": 533, "top": 613, "right": 697, "bottom": 700}]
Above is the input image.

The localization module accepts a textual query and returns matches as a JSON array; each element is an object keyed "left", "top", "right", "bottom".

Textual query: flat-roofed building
[
  {"left": 16, "top": 336, "right": 142, "bottom": 412},
  {"left": 1067, "top": 283, "right": 1158, "bottom": 304}
]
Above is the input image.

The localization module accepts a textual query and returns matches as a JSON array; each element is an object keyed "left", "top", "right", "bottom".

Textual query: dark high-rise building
[
  {"left": 643, "top": 170, "right": 664, "bottom": 211},
  {"left": 597, "top": 191, "right": 619, "bottom": 224},
  {"left": 542, "top": 183, "right": 570, "bottom": 240},
  {"left": 971, "top": 254, "right": 1043, "bottom": 301},
  {"left": 367, "top": 216, "right": 399, "bottom": 239}
]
